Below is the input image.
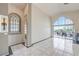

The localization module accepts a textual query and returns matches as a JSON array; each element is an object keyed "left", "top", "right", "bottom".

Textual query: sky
[{"left": 54, "top": 16, "right": 73, "bottom": 26}]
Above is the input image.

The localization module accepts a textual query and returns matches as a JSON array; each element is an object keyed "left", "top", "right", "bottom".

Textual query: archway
[{"left": 52, "top": 16, "right": 75, "bottom": 55}]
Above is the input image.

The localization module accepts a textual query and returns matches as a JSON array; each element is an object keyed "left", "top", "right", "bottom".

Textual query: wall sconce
[{"left": 1, "top": 18, "right": 7, "bottom": 30}]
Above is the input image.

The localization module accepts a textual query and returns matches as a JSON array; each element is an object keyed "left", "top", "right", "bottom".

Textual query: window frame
[{"left": 8, "top": 13, "right": 21, "bottom": 34}]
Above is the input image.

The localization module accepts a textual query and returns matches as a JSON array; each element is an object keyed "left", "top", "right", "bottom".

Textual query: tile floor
[{"left": 10, "top": 36, "right": 79, "bottom": 56}]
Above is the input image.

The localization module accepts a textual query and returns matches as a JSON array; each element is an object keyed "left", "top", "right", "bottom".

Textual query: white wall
[
  {"left": 31, "top": 4, "right": 51, "bottom": 44},
  {"left": 8, "top": 4, "right": 25, "bottom": 46}
]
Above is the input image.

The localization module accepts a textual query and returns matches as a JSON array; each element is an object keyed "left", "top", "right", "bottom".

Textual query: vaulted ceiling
[
  {"left": 34, "top": 3, "right": 79, "bottom": 16},
  {"left": 9, "top": 3, "right": 27, "bottom": 11}
]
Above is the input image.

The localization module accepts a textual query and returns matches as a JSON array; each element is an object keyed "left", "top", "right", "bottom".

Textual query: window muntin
[{"left": 9, "top": 13, "right": 21, "bottom": 33}]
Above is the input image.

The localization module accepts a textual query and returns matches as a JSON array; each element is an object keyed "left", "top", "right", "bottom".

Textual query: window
[
  {"left": 53, "top": 16, "right": 73, "bottom": 26},
  {"left": 24, "top": 15, "right": 27, "bottom": 34},
  {"left": 53, "top": 16, "right": 74, "bottom": 38},
  {"left": 9, "top": 13, "right": 21, "bottom": 33},
  {"left": 53, "top": 16, "right": 75, "bottom": 52},
  {"left": 24, "top": 22, "right": 27, "bottom": 34},
  {"left": 0, "top": 15, "right": 8, "bottom": 32}
]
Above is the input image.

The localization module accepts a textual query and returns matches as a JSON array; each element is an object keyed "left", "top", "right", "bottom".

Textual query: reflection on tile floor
[{"left": 10, "top": 36, "right": 79, "bottom": 56}]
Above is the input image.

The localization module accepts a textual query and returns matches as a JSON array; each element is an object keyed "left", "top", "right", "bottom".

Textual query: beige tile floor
[{"left": 11, "top": 36, "right": 79, "bottom": 56}]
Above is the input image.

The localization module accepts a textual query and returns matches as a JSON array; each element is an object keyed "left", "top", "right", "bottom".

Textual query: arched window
[
  {"left": 53, "top": 16, "right": 74, "bottom": 37},
  {"left": 53, "top": 16, "right": 74, "bottom": 53},
  {"left": 9, "top": 13, "right": 21, "bottom": 33}
]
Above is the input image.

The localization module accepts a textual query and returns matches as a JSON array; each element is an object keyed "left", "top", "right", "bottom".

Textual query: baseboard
[
  {"left": 9, "top": 37, "right": 51, "bottom": 48},
  {"left": 31, "top": 36, "right": 51, "bottom": 46},
  {"left": 10, "top": 42, "right": 25, "bottom": 46},
  {"left": 26, "top": 44, "right": 33, "bottom": 48}
]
